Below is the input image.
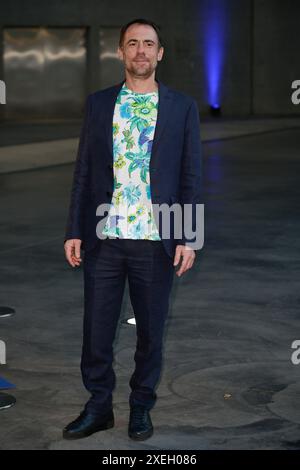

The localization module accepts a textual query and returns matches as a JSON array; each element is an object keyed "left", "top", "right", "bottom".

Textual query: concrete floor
[
  {"left": 1, "top": 116, "right": 300, "bottom": 174},
  {"left": 0, "top": 123, "right": 300, "bottom": 449}
]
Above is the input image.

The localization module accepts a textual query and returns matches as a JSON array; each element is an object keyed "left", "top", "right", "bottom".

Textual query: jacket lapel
[{"left": 104, "top": 78, "right": 173, "bottom": 167}]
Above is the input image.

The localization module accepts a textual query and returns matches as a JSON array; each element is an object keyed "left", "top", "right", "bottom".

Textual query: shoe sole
[
  {"left": 63, "top": 418, "right": 114, "bottom": 440},
  {"left": 128, "top": 427, "right": 153, "bottom": 441}
]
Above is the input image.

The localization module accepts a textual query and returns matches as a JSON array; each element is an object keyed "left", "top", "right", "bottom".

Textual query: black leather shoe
[
  {"left": 128, "top": 405, "right": 153, "bottom": 441},
  {"left": 63, "top": 409, "right": 114, "bottom": 440}
]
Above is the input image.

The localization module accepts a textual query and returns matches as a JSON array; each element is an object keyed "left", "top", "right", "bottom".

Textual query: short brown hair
[{"left": 119, "top": 18, "right": 163, "bottom": 48}]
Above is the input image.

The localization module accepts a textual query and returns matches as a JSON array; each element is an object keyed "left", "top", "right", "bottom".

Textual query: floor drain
[
  {"left": 0, "top": 307, "right": 15, "bottom": 318},
  {"left": 0, "top": 392, "right": 16, "bottom": 410}
]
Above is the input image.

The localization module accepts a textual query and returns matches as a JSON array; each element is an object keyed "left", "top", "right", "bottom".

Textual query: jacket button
[{"left": 106, "top": 190, "right": 112, "bottom": 197}]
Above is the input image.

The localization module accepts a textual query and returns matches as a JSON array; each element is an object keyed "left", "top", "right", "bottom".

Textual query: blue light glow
[{"left": 202, "top": 0, "right": 228, "bottom": 107}]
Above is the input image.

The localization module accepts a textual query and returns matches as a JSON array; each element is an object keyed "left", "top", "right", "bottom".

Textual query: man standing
[{"left": 63, "top": 18, "right": 202, "bottom": 441}]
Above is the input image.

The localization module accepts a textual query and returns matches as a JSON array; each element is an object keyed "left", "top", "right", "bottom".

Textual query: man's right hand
[{"left": 64, "top": 239, "right": 82, "bottom": 268}]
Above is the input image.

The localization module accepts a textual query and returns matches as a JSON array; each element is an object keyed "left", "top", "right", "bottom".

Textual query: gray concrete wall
[
  {"left": 253, "top": 0, "right": 300, "bottom": 115},
  {"left": 0, "top": 0, "right": 299, "bottom": 117}
]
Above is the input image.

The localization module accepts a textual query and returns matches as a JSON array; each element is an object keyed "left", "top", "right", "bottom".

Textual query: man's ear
[
  {"left": 117, "top": 46, "right": 124, "bottom": 61},
  {"left": 157, "top": 46, "right": 164, "bottom": 62}
]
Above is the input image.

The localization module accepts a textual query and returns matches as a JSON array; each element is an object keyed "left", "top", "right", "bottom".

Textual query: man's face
[{"left": 118, "top": 23, "right": 164, "bottom": 79}]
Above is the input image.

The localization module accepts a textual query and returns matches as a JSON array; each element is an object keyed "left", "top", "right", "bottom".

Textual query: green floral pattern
[{"left": 101, "top": 83, "right": 161, "bottom": 240}]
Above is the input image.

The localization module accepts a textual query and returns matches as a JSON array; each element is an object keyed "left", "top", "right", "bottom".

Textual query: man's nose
[{"left": 137, "top": 42, "right": 146, "bottom": 53}]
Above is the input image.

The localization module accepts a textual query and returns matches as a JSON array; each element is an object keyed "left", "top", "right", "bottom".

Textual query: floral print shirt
[{"left": 101, "top": 82, "right": 161, "bottom": 240}]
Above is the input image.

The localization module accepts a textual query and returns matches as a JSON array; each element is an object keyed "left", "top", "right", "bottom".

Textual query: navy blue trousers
[{"left": 81, "top": 237, "right": 175, "bottom": 416}]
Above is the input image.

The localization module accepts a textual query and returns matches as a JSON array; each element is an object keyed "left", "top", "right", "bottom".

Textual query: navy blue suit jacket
[{"left": 64, "top": 78, "right": 203, "bottom": 259}]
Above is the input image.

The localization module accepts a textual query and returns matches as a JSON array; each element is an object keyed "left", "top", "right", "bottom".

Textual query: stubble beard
[{"left": 127, "top": 60, "right": 156, "bottom": 79}]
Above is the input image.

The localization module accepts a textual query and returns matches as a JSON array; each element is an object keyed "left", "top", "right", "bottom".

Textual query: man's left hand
[{"left": 173, "top": 245, "right": 196, "bottom": 277}]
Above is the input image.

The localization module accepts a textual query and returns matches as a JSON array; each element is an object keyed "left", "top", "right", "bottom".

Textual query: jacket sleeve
[
  {"left": 179, "top": 99, "right": 203, "bottom": 248},
  {"left": 64, "top": 94, "right": 92, "bottom": 243}
]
